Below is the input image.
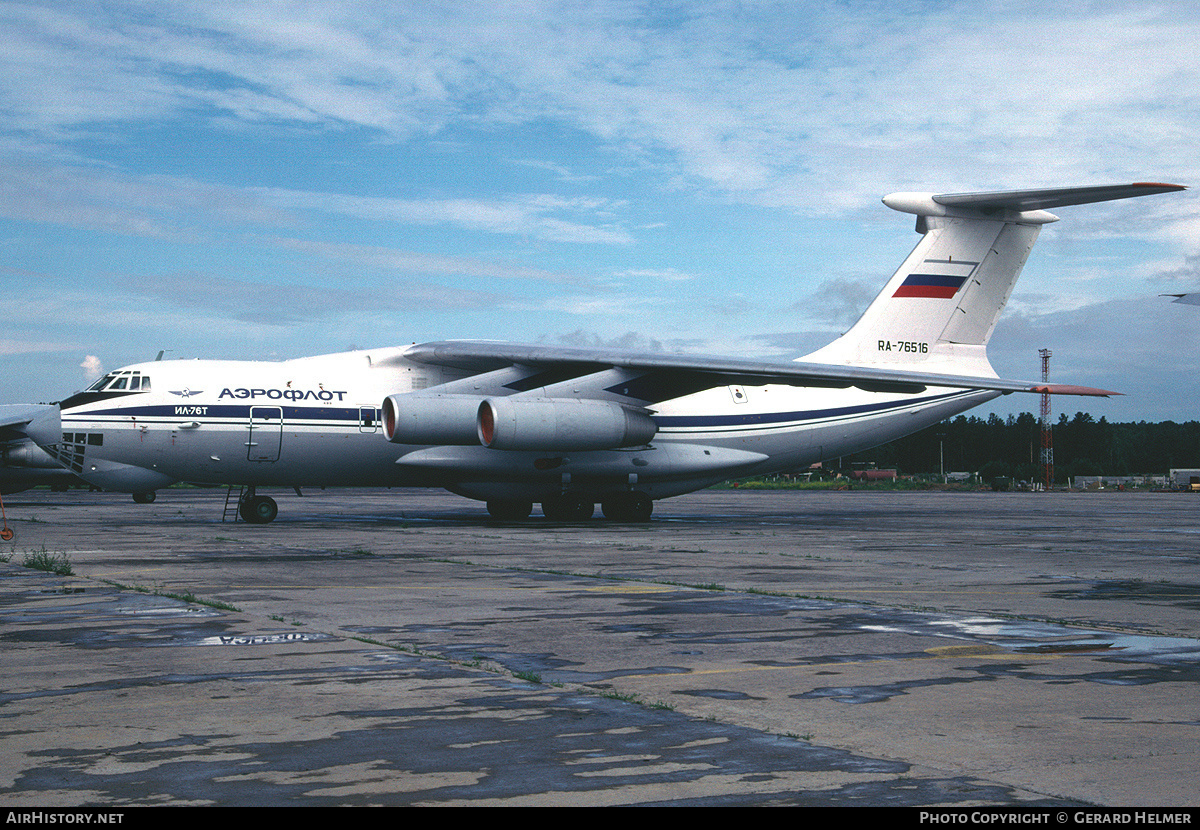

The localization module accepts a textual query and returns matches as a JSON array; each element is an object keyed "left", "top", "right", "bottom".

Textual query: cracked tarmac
[{"left": 1, "top": 487, "right": 1197, "bottom": 806}]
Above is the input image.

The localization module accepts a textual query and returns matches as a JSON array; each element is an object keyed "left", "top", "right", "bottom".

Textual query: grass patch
[
  {"left": 600, "top": 690, "right": 638, "bottom": 703},
  {"left": 513, "top": 670, "right": 542, "bottom": 684},
  {"left": 157, "top": 589, "right": 239, "bottom": 612},
  {"left": 98, "top": 578, "right": 239, "bottom": 611},
  {"left": 22, "top": 547, "right": 73, "bottom": 576},
  {"left": 348, "top": 636, "right": 442, "bottom": 660},
  {"left": 598, "top": 689, "right": 674, "bottom": 710}
]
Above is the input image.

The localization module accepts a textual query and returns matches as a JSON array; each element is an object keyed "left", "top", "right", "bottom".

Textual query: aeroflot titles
[{"left": 217, "top": 387, "right": 349, "bottom": 402}]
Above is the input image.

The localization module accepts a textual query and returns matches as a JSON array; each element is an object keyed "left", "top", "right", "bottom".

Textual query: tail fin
[{"left": 803, "top": 183, "right": 1185, "bottom": 376}]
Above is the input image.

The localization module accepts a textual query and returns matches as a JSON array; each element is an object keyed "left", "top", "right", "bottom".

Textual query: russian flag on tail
[{"left": 893, "top": 274, "right": 966, "bottom": 298}]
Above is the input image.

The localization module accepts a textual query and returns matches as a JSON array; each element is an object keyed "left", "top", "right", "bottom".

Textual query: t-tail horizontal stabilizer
[{"left": 885, "top": 182, "right": 1186, "bottom": 220}]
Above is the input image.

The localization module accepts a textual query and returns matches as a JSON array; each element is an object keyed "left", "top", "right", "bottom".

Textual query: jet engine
[
  {"left": 382, "top": 394, "right": 482, "bottom": 445},
  {"left": 477, "top": 397, "right": 657, "bottom": 451}
]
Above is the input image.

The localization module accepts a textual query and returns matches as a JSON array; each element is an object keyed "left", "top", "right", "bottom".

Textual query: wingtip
[
  {"left": 1130, "top": 182, "right": 1187, "bottom": 191},
  {"left": 1032, "top": 384, "right": 1123, "bottom": 397}
]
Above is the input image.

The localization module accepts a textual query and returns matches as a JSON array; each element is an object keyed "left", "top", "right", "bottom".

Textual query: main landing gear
[
  {"left": 486, "top": 499, "right": 534, "bottom": 520},
  {"left": 601, "top": 492, "right": 653, "bottom": 522},
  {"left": 486, "top": 492, "right": 653, "bottom": 523},
  {"left": 236, "top": 486, "right": 278, "bottom": 524}
]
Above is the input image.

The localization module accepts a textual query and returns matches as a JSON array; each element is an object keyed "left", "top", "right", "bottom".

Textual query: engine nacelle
[
  {"left": 2, "top": 440, "right": 63, "bottom": 469},
  {"left": 382, "top": 394, "right": 482, "bottom": 445},
  {"left": 477, "top": 397, "right": 657, "bottom": 451}
]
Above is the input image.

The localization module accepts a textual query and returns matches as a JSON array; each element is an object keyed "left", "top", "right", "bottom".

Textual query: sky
[{"left": 2, "top": 0, "right": 1199, "bottom": 422}]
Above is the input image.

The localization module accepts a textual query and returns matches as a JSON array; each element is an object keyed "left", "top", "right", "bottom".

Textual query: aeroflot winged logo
[{"left": 893, "top": 274, "right": 967, "bottom": 298}]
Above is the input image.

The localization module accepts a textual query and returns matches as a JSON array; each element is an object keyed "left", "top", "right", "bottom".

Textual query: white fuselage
[{"left": 49, "top": 345, "right": 997, "bottom": 503}]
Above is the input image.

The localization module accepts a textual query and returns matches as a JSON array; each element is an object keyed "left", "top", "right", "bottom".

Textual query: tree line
[{"left": 842, "top": 412, "right": 1200, "bottom": 483}]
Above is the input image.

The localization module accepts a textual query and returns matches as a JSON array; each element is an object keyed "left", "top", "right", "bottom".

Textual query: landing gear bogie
[
  {"left": 601, "top": 492, "right": 653, "bottom": 522},
  {"left": 540, "top": 495, "right": 595, "bottom": 521},
  {"left": 487, "top": 499, "right": 533, "bottom": 520}
]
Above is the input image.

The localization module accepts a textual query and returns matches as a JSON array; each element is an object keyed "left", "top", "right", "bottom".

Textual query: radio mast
[{"left": 1039, "top": 349, "right": 1054, "bottom": 491}]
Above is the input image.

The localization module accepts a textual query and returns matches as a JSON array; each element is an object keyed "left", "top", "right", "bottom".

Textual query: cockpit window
[
  {"left": 62, "top": 369, "right": 154, "bottom": 410},
  {"left": 85, "top": 371, "right": 151, "bottom": 393}
]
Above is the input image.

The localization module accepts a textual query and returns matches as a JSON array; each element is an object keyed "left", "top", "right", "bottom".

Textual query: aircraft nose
[{"left": 23, "top": 405, "right": 62, "bottom": 447}]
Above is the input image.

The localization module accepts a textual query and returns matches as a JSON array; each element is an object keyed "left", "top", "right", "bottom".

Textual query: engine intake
[{"left": 477, "top": 397, "right": 657, "bottom": 451}]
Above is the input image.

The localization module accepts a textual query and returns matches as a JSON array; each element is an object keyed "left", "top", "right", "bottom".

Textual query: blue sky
[{"left": 2, "top": 1, "right": 1199, "bottom": 421}]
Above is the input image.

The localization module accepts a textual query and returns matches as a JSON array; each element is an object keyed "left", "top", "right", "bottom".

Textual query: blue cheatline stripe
[
  {"left": 654, "top": 390, "right": 974, "bottom": 430},
  {"left": 68, "top": 404, "right": 366, "bottom": 422}
]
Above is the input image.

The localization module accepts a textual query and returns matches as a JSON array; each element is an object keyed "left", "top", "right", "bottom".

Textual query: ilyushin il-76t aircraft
[{"left": 0, "top": 182, "right": 1186, "bottom": 525}]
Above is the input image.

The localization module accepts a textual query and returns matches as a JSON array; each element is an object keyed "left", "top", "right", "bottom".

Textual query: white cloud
[
  {"left": 259, "top": 190, "right": 634, "bottom": 244},
  {"left": 2, "top": 2, "right": 1197, "bottom": 212},
  {"left": 0, "top": 157, "right": 632, "bottom": 245},
  {"left": 0, "top": 338, "right": 75, "bottom": 356},
  {"left": 79, "top": 355, "right": 103, "bottom": 382}
]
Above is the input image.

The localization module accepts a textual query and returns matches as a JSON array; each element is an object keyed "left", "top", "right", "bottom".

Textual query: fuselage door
[
  {"left": 358, "top": 406, "right": 380, "bottom": 433},
  {"left": 247, "top": 406, "right": 283, "bottom": 462}
]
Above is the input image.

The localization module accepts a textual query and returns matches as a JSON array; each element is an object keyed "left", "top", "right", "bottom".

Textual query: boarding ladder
[{"left": 222, "top": 485, "right": 245, "bottom": 522}]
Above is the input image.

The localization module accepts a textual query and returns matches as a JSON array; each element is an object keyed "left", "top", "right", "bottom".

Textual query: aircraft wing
[
  {"left": 403, "top": 340, "right": 1116, "bottom": 403},
  {"left": 0, "top": 404, "right": 59, "bottom": 442}
]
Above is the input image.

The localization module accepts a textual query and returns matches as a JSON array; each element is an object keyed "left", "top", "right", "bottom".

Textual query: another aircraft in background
[
  {"left": 7, "top": 182, "right": 1186, "bottom": 523},
  {"left": 1163, "top": 293, "right": 1200, "bottom": 305},
  {"left": 0, "top": 406, "right": 82, "bottom": 495}
]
